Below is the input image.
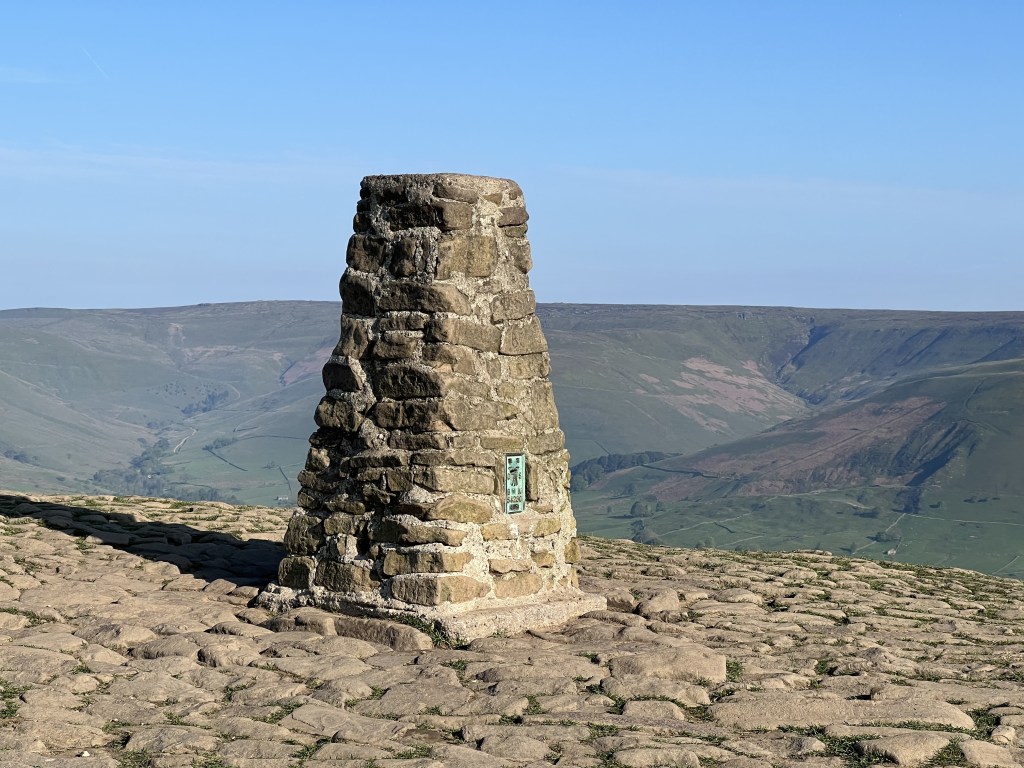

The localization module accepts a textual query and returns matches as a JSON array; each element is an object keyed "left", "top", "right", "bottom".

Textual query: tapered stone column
[{"left": 259, "top": 173, "right": 604, "bottom": 641}]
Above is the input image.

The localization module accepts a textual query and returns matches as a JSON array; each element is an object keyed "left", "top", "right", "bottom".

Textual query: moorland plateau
[{"left": 2, "top": 302, "right": 1023, "bottom": 577}]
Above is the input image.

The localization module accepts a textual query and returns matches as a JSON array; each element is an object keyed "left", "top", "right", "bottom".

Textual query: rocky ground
[{"left": 2, "top": 492, "right": 1024, "bottom": 768}]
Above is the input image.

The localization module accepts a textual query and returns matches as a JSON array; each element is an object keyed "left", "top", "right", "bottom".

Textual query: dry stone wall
[{"left": 264, "top": 173, "right": 603, "bottom": 638}]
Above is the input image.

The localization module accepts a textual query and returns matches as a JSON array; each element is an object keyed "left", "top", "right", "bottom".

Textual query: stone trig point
[{"left": 261, "top": 173, "right": 605, "bottom": 640}]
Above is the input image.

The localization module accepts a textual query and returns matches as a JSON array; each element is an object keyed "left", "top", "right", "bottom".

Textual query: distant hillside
[
  {"left": 2, "top": 302, "right": 1024, "bottom": 513},
  {"left": 571, "top": 357, "right": 1024, "bottom": 578}
]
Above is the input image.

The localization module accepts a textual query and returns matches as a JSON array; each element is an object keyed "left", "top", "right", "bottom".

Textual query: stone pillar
[{"left": 261, "top": 173, "right": 604, "bottom": 641}]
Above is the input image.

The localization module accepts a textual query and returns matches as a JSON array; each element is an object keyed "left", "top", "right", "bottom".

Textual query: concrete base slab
[{"left": 256, "top": 584, "right": 607, "bottom": 643}]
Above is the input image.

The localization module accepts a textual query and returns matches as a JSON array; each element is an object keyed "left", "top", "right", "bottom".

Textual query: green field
[{"left": 573, "top": 485, "right": 1024, "bottom": 581}]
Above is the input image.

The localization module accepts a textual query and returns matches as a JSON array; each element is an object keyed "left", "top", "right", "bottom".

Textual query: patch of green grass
[
  {"left": 795, "top": 729, "right": 885, "bottom": 768},
  {"left": 686, "top": 705, "right": 715, "bottom": 722},
  {"left": 442, "top": 659, "right": 468, "bottom": 673},
  {"left": 596, "top": 750, "right": 629, "bottom": 768},
  {"left": 926, "top": 740, "right": 966, "bottom": 767},
  {"left": 0, "top": 606, "right": 46, "bottom": 626},
  {"left": 1, "top": 680, "right": 30, "bottom": 719},
  {"left": 293, "top": 738, "right": 330, "bottom": 760},
  {"left": 191, "top": 756, "right": 232, "bottom": 768},
  {"left": 223, "top": 684, "right": 254, "bottom": 704},
  {"left": 256, "top": 700, "right": 302, "bottom": 724},
  {"left": 116, "top": 750, "right": 152, "bottom": 768},
  {"left": 525, "top": 694, "right": 544, "bottom": 715},
  {"left": 967, "top": 708, "right": 1000, "bottom": 739},
  {"left": 390, "top": 614, "right": 465, "bottom": 648},
  {"left": 725, "top": 660, "right": 743, "bottom": 682},
  {"left": 586, "top": 723, "right": 620, "bottom": 740}
]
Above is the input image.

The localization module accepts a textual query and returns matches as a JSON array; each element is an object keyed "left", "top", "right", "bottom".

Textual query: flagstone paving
[{"left": 2, "top": 492, "right": 1023, "bottom": 768}]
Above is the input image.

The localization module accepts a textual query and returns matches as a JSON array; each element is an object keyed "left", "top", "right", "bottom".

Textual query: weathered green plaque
[{"left": 504, "top": 453, "right": 526, "bottom": 514}]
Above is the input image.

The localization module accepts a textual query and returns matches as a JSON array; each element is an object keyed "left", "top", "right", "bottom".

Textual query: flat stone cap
[{"left": 361, "top": 173, "right": 523, "bottom": 200}]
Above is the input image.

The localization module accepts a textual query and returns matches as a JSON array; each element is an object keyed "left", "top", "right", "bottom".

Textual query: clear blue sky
[{"left": 2, "top": 2, "right": 1022, "bottom": 311}]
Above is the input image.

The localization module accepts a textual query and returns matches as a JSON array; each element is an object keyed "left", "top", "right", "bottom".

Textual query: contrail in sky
[{"left": 81, "top": 47, "right": 111, "bottom": 80}]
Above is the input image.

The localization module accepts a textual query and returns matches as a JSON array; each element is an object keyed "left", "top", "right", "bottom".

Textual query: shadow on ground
[{"left": 0, "top": 493, "right": 284, "bottom": 587}]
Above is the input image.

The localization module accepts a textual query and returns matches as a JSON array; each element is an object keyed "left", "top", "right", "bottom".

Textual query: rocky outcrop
[
  {"left": 3, "top": 492, "right": 1024, "bottom": 767},
  {"left": 262, "top": 174, "right": 602, "bottom": 639}
]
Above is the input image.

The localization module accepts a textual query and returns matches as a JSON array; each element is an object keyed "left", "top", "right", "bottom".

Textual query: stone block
[
  {"left": 379, "top": 312, "right": 428, "bottom": 331},
  {"left": 488, "top": 558, "right": 533, "bottom": 574},
  {"left": 352, "top": 211, "right": 372, "bottom": 233},
  {"left": 493, "top": 572, "right": 542, "bottom": 599},
  {"left": 481, "top": 522, "right": 513, "bottom": 541},
  {"left": 410, "top": 448, "right": 496, "bottom": 468},
  {"left": 388, "top": 236, "right": 421, "bottom": 277},
  {"left": 278, "top": 556, "right": 315, "bottom": 589},
  {"left": 433, "top": 179, "right": 479, "bottom": 203},
  {"left": 388, "top": 431, "right": 450, "bottom": 451},
  {"left": 564, "top": 538, "right": 582, "bottom": 564},
  {"left": 315, "top": 561, "right": 379, "bottom": 592},
  {"left": 389, "top": 574, "right": 489, "bottom": 606},
  {"left": 323, "top": 512, "right": 362, "bottom": 536},
  {"left": 373, "top": 399, "right": 447, "bottom": 432},
  {"left": 384, "top": 468, "right": 413, "bottom": 492},
  {"left": 500, "top": 317, "right": 548, "bottom": 355},
  {"left": 306, "top": 446, "right": 329, "bottom": 471},
  {"left": 506, "top": 353, "right": 550, "bottom": 379},
  {"left": 321, "top": 359, "right": 362, "bottom": 392},
  {"left": 377, "top": 519, "right": 468, "bottom": 547},
  {"left": 443, "top": 377, "right": 491, "bottom": 400},
  {"left": 284, "top": 514, "right": 325, "bottom": 556},
  {"left": 443, "top": 399, "right": 502, "bottom": 432},
  {"left": 372, "top": 364, "right": 444, "bottom": 400},
  {"left": 372, "top": 333, "right": 419, "bottom": 359},
  {"left": 340, "top": 270, "right": 376, "bottom": 316},
  {"left": 425, "top": 318, "right": 501, "bottom": 352},
  {"left": 528, "top": 430, "right": 565, "bottom": 454},
  {"left": 421, "top": 343, "right": 478, "bottom": 375},
  {"left": 498, "top": 206, "right": 528, "bottom": 227},
  {"left": 296, "top": 489, "right": 320, "bottom": 509},
  {"left": 377, "top": 282, "right": 471, "bottom": 315},
  {"left": 297, "top": 469, "right": 331, "bottom": 494},
  {"left": 346, "top": 235, "right": 387, "bottom": 272},
  {"left": 507, "top": 239, "right": 532, "bottom": 273},
  {"left": 382, "top": 549, "right": 473, "bottom": 576},
  {"left": 419, "top": 467, "right": 496, "bottom": 495},
  {"left": 528, "top": 381, "right": 560, "bottom": 429},
  {"left": 425, "top": 494, "right": 493, "bottom": 524},
  {"left": 336, "top": 316, "right": 371, "bottom": 357},
  {"left": 479, "top": 435, "right": 524, "bottom": 452},
  {"left": 490, "top": 290, "right": 536, "bottom": 322},
  {"left": 531, "top": 551, "right": 556, "bottom": 568},
  {"left": 324, "top": 497, "right": 366, "bottom": 515},
  {"left": 526, "top": 461, "right": 541, "bottom": 501},
  {"left": 437, "top": 200, "right": 474, "bottom": 231},
  {"left": 436, "top": 235, "right": 497, "bottom": 279},
  {"left": 530, "top": 517, "right": 562, "bottom": 537},
  {"left": 315, "top": 396, "right": 365, "bottom": 431},
  {"left": 388, "top": 201, "right": 440, "bottom": 230}
]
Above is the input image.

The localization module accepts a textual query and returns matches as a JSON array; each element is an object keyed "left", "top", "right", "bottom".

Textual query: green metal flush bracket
[{"left": 504, "top": 453, "right": 525, "bottom": 514}]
